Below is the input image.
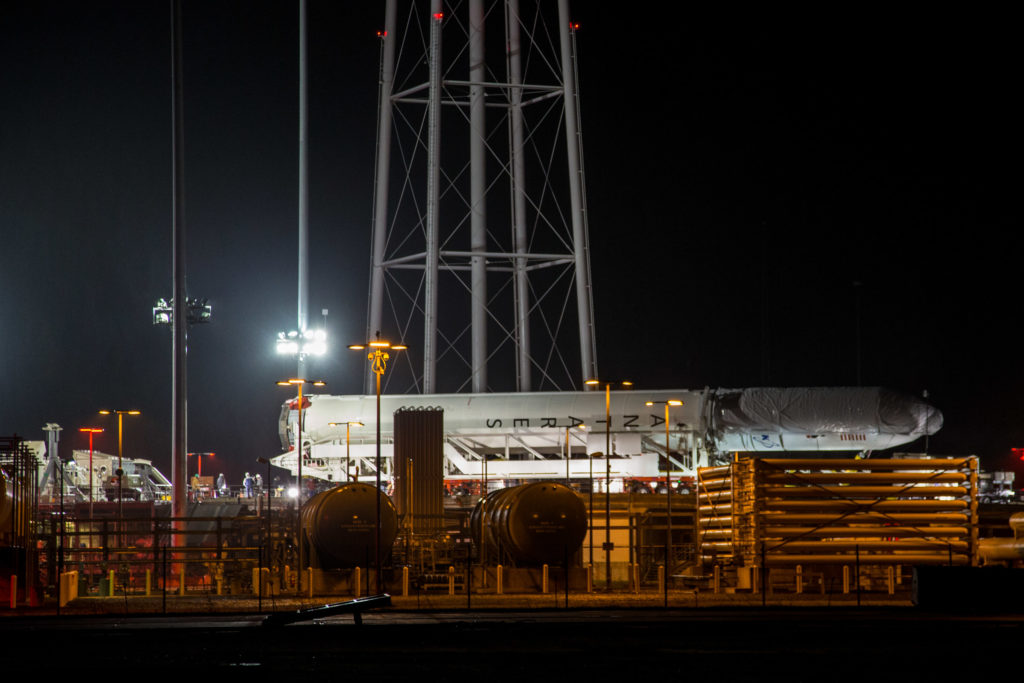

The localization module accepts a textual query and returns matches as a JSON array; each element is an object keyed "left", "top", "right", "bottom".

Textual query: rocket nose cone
[
  {"left": 924, "top": 404, "right": 944, "bottom": 435},
  {"left": 915, "top": 401, "right": 944, "bottom": 436},
  {"left": 880, "top": 388, "right": 943, "bottom": 436}
]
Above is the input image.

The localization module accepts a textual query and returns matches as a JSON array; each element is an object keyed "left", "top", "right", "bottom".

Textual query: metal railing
[{"left": 36, "top": 509, "right": 297, "bottom": 598}]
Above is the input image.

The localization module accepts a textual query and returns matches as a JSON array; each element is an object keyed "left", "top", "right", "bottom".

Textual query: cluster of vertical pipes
[
  {"left": 697, "top": 457, "right": 979, "bottom": 570},
  {"left": 367, "top": 0, "right": 598, "bottom": 394}
]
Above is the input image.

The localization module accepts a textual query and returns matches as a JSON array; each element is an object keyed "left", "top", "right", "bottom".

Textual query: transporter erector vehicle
[{"left": 271, "top": 387, "right": 941, "bottom": 488}]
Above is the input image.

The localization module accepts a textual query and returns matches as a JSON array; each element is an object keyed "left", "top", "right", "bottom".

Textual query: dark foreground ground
[{"left": 3, "top": 603, "right": 1021, "bottom": 679}]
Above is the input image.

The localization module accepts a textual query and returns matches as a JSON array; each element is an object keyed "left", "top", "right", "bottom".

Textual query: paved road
[{"left": 4, "top": 606, "right": 1022, "bottom": 677}]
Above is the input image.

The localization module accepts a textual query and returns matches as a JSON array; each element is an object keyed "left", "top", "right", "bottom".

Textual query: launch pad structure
[
  {"left": 367, "top": 0, "right": 597, "bottom": 396},
  {"left": 271, "top": 0, "right": 944, "bottom": 491}
]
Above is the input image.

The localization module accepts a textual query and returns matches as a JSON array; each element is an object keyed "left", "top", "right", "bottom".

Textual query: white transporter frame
[{"left": 272, "top": 388, "right": 943, "bottom": 487}]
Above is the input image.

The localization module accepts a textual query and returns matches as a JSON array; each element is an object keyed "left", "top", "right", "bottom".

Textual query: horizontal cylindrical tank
[
  {"left": 471, "top": 482, "right": 587, "bottom": 565},
  {"left": 301, "top": 483, "right": 397, "bottom": 569},
  {"left": 1011, "top": 512, "right": 1024, "bottom": 539},
  {"left": 978, "top": 538, "right": 1024, "bottom": 564}
]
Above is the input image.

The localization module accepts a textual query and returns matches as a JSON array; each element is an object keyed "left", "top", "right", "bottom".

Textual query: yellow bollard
[
  {"left": 496, "top": 564, "right": 504, "bottom": 595},
  {"left": 448, "top": 566, "right": 456, "bottom": 596},
  {"left": 843, "top": 566, "right": 850, "bottom": 594},
  {"left": 179, "top": 566, "right": 186, "bottom": 596},
  {"left": 542, "top": 564, "right": 549, "bottom": 594},
  {"left": 145, "top": 569, "right": 152, "bottom": 596},
  {"left": 61, "top": 571, "right": 78, "bottom": 606},
  {"left": 402, "top": 566, "right": 410, "bottom": 596},
  {"left": 887, "top": 566, "right": 895, "bottom": 595},
  {"left": 753, "top": 565, "right": 761, "bottom": 594},
  {"left": 896, "top": 564, "right": 903, "bottom": 585},
  {"left": 633, "top": 563, "right": 640, "bottom": 594},
  {"left": 308, "top": 567, "right": 314, "bottom": 598},
  {"left": 354, "top": 567, "right": 362, "bottom": 598},
  {"left": 252, "top": 568, "right": 260, "bottom": 595},
  {"left": 657, "top": 564, "right": 665, "bottom": 595},
  {"left": 108, "top": 570, "right": 115, "bottom": 597},
  {"left": 796, "top": 565, "right": 803, "bottom": 594},
  {"left": 713, "top": 565, "right": 721, "bottom": 594},
  {"left": 586, "top": 564, "right": 593, "bottom": 593}
]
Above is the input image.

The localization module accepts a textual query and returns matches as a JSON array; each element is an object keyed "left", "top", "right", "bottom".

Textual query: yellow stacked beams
[
  {"left": 698, "top": 457, "right": 979, "bottom": 569},
  {"left": 732, "top": 459, "right": 759, "bottom": 564},
  {"left": 696, "top": 465, "right": 736, "bottom": 565}
]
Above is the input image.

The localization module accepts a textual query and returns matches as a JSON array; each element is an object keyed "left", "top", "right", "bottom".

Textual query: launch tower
[{"left": 367, "top": 0, "right": 597, "bottom": 395}]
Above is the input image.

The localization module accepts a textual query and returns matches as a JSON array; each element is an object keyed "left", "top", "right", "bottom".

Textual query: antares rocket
[{"left": 273, "top": 387, "right": 941, "bottom": 483}]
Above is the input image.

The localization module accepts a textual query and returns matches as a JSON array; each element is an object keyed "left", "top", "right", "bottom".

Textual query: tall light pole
[
  {"left": 589, "top": 425, "right": 594, "bottom": 569},
  {"left": 99, "top": 409, "right": 140, "bottom": 544},
  {"left": 646, "top": 398, "right": 683, "bottom": 606},
  {"left": 585, "top": 379, "right": 632, "bottom": 590},
  {"left": 277, "top": 378, "right": 325, "bottom": 594},
  {"left": 79, "top": 427, "right": 103, "bottom": 520},
  {"left": 565, "top": 423, "right": 585, "bottom": 486},
  {"left": 329, "top": 421, "right": 363, "bottom": 483},
  {"left": 350, "top": 334, "right": 406, "bottom": 594},
  {"left": 256, "top": 455, "right": 273, "bottom": 611}
]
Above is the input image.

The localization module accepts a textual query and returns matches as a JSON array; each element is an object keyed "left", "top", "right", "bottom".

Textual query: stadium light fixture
[{"left": 276, "top": 328, "right": 327, "bottom": 357}]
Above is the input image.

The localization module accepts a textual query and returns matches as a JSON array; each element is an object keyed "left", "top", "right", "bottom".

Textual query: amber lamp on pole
[
  {"left": 584, "top": 378, "right": 632, "bottom": 590},
  {"left": 349, "top": 334, "right": 406, "bottom": 594}
]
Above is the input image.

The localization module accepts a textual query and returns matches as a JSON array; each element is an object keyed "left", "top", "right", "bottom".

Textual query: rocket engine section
[
  {"left": 471, "top": 482, "right": 587, "bottom": 565},
  {"left": 301, "top": 483, "right": 398, "bottom": 569}
]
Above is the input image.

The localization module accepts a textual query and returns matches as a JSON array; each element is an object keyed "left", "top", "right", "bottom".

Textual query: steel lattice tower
[{"left": 366, "top": 0, "right": 597, "bottom": 395}]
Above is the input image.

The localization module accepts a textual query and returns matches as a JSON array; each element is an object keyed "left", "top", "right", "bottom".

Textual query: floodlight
[
  {"left": 153, "top": 297, "right": 211, "bottom": 325},
  {"left": 276, "top": 328, "right": 327, "bottom": 357}
]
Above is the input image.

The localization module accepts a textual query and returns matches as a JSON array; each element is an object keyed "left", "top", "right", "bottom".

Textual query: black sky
[{"left": 1, "top": 3, "right": 1021, "bottom": 483}]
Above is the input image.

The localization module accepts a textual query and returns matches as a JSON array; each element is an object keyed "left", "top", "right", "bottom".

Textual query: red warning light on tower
[
  {"left": 1014, "top": 447, "right": 1024, "bottom": 461},
  {"left": 570, "top": 22, "right": 580, "bottom": 30},
  {"left": 433, "top": 12, "right": 444, "bottom": 20},
  {"left": 377, "top": 30, "right": 387, "bottom": 38}
]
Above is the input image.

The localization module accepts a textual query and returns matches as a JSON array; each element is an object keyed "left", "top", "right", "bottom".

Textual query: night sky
[{"left": 1, "top": 3, "right": 1020, "bottom": 484}]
